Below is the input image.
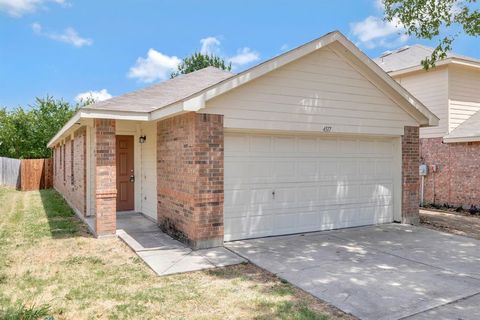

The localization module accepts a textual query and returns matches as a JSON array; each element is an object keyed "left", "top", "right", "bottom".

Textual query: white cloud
[
  {"left": 128, "top": 48, "right": 181, "bottom": 83},
  {"left": 280, "top": 43, "right": 289, "bottom": 51},
  {"left": 229, "top": 47, "right": 260, "bottom": 67},
  {"left": 32, "top": 22, "right": 93, "bottom": 47},
  {"left": 350, "top": 16, "right": 408, "bottom": 49},
  {"left": 374, "top": 0, "right": 384, "bottom": 10},
  {"left": 74, "top": 89, "right": 112, "bottom": 103},
  {"left": 0, "top": 0, "right": 65, "bottom": 17},
  {"left": 200, "top": 36, "right": 221, "bottom": 55}
]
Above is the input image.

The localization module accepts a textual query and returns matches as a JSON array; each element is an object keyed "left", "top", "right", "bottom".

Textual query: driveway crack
[{"left": 397, "top": 291, "right": 480, "bottom": 319}]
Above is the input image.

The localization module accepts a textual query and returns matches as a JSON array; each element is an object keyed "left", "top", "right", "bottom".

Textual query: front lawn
[{"left": 0, "top": 187, "right": 351, "bottom": 320}]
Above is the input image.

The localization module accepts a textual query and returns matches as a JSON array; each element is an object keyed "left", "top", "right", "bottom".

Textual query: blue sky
[{"left": 1, "top": 0, "right": 478, "bottom": 108}]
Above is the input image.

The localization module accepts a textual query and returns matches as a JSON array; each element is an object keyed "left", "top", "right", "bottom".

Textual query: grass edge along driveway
[{"left": 0, "top": 187, "right": 353, "bottom": 320}]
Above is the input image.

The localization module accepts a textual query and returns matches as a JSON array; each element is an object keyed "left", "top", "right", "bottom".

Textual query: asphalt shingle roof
[
  {"left": 444, "top": 109, "right": 480, "bottom": 141},
  {"left": 84, "top": 66, "right": 234, "bottom": 112},
  {"left": 373, "top": 44, "right": 480, "bottom": 73}
]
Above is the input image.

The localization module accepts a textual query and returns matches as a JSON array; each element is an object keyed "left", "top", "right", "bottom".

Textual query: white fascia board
[
  {"left": 388, "top": 60, "right": 451, "bottom": 77},
  {"left": 48, "top": 109, "right": 152, "bottom": 148},
  {"left": 150, "top": 102, "right": 185, "bottom": 120},
  {"left": 47, "top": 111, "right": 81, "bottom": 148},
  {"left": 450, "top": 58, "right": 480, "bottom": 70},
  {"left": 443, "top": 136, "right": 480, "bottom": 143},
  {"left": 388, "top": 58, "right": 480, "bottom": 77},
  {"left": 80, "top": 108, "right": 150, "bottom": 121},
  {"left": 183, "top": 95, "right": 206, "bottom": 111}
]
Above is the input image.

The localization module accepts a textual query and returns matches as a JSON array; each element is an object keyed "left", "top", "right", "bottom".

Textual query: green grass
[
  {"left": 0, "top": 303, "right": 52, "bottom": 320},
  {"left": 0, "top": 187, "right": 349, "bottom": 320}
]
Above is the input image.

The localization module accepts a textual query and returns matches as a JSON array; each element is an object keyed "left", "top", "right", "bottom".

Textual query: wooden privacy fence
[
  {"left": 0, "top": 157, "right": 21, "bottom": 188},
  {"left": 20, "top": 158, "right": 53, "bottom": 191},
  {"left": 0, "top": 157, "right": 52, "bottom": 191}
]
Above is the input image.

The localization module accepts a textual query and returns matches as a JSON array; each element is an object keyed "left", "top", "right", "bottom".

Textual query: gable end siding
[
  {"left": 204, "top": 47, "right": 418, "bottom": 135},
  {"left": 449, "top": 65, "right": 480, "bottom": 132},
  {"left": 394, "top": 67, "right": 448, "bottom": 138}
]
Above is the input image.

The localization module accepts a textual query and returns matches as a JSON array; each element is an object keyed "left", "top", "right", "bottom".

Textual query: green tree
[
  {"left": 381, "top": 0, "right": 479, "bottom": 69},
  {"left": 171, "top": 52, "right": 231, "bottom": 78},
  {"left": 0, "top": 97, "right": 76, "bottom": 159}
]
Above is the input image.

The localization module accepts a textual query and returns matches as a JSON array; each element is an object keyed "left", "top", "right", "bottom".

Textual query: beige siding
[
  {"left": 139, "top": 121, "right": 157, "bottom": 220},
  {"left": 448, "top": 65, "right": 480, "bottom": 132},
  {"left": 205, "top": 47, "right": 417, "bottom": 136},
  {"left": 394, "top": 67, "right": 448, "bottom": 138}
]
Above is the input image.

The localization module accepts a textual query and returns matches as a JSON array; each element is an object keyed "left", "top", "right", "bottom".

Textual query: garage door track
[{"left": 226, "top": 224, "right": 480, "bottom": 320}]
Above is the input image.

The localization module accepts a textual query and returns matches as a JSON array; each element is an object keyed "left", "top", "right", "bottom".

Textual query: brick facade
[
  {"left": 53, "top": 126, "right": 87, "bottom": 216},
  {"left": 402, "top": 126, "right": 420, "bottom": 224},
  {"left": 420, "top": 137, "right": 480, "bottom": 208},
  {"left": 94, "top": 119, "right": 117, "bottom": 236},
  {"left": 157, "top": 112, "right": 224, "bottom": 249}
]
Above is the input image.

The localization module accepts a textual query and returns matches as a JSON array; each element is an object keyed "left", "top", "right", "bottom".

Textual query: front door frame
[{"left": 115, "top": 135, "right": 135, "bottom": 211}]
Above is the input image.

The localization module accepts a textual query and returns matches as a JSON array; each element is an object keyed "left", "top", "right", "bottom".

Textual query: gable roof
[
  {"left": 374, "top": 44, "right": 480, "bottom": 75},
  {"left": 48, "top": 31, "right": 439, "bottom": 147},
  {"left": 85, "top": 67, "right": 234, "bottom": 113},
  {"left": 444, "top": 109, "right": 480, "bottom": 143},
  {"left": 178, "top": 31, "right": 438, "bottom": 126}
]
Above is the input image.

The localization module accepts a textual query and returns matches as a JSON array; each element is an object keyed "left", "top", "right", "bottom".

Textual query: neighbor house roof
[
  {"left": 48, "top": 31, "right": 439, "bottom": 147},
  {"left": 374, "top": 44, "right": 480, "bottom": 75},
  {"left": 444, "top": 109, "right": 480, "bottom": 143}
]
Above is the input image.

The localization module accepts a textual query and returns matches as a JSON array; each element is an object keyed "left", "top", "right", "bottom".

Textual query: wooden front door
[{"left": 116, "top": 135, "right": 134, "bottom": 211}]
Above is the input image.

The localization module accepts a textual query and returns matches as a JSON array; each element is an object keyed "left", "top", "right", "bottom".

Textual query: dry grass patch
[
  {"left": 0, "top": 188, "right": 353, "bottom": 320},
  {"left": 420, "top": 209, "right": 480, "bottom": 240}
]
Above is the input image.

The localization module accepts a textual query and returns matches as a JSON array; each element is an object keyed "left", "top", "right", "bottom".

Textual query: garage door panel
[
  {"left": 376, "top": 140, "right": 395, "bottom": 154},
  {"left": 226, "top": 183, "right": 393, "bottom": 209},
  {"left": 225, "top": 215, "right": 274, "bottom": 239},
  {"left": 376, "top": 160, "right": 393, "bottom": 178},
  {"left": 251, "top": 136, "right": 272, "bottom": 152},
  {"left": 339, "top": 139, "right": 359, "bottom": 154},
  {"left": 298, "top": 137, "right": 318, "bottom": 152},
  {"left": 273, "top": 136, "right": 295, "bottom": 152},
  {"left": 224, "top": 133, "right": 397, "bottom": 241}
]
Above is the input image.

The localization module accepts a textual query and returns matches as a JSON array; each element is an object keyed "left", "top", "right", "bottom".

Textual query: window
[
  {"left": 71, "top": 140, "right": 74, "bottom": 186},
  {"left": 63, "top": 144, "right": 66, "bottom": 184}
]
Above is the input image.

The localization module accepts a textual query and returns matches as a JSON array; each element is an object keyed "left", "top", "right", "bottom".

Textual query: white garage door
[{"left": 224, "top": 133, "right": 398, "bottom": 241}]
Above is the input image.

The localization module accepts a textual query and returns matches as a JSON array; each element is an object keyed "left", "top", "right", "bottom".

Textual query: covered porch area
[{"left": 83, "top": 118, "right": 158, "bottom": 237}]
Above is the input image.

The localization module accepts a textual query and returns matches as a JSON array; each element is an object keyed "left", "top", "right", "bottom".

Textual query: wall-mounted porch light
[{"left": 139, "top": 135, "right": 147, "bottom": 144}]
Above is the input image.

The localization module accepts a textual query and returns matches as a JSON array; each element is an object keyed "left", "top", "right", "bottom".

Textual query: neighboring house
[
  {"left": 375, "top": 46, "right": 480, "bottom": 208},
  {"left": 48, "top": 31, "right": 437, "bottom": 249}
]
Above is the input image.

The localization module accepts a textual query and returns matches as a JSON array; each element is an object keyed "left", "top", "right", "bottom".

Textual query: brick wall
[
  {"left": 53, "top": 126, "right": 87, "bottom": 216},
  {"left": 402, "top": 126, "right": 420, "bottom": 224},
  {"left": 420, "top": 137, "right": 480, "bottom": 208},
  {"left": 157, "top": 112, "right": 224, "bottom": 249},
  {"left": 94, "top": 119, "right": 116, "bottom": 236}
]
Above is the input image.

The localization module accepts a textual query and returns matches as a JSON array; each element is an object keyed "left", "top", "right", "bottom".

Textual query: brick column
[
  {"left": 157, "top": 113, "right": 224, "bottom": 249},
  {"left": 402, "top": 126, "right": 420, "bottom": 224},
  {"left": 194, "top": 113, "right": 224, "bottom": 248},
  {"left": 94, "top": 119, "right": 117, "bottom": 236}
]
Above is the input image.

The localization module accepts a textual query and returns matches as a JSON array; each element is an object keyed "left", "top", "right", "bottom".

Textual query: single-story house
[
  {"left": 375, "top": 46, "right": 480, "bottom": 208},
  {"left": 48, "top": 31, "right": 438, "bottom": 249}
]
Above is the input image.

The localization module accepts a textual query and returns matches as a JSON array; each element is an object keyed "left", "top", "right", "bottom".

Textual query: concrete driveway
[{"left": 226, "top": 224, "right": 480, "bottom": 320}]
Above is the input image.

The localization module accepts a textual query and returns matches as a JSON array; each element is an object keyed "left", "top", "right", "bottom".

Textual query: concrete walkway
[
  {"left": 227, "top": 224, "right": 480, "bottom": 320},
  {"left": 116, "top": 212, "right": 245, "bottom": 276}
]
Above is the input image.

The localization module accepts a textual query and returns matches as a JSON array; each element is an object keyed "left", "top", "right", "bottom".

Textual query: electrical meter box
[{"left": 419, "top": 164, "right": 428, "bottom": 176}]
